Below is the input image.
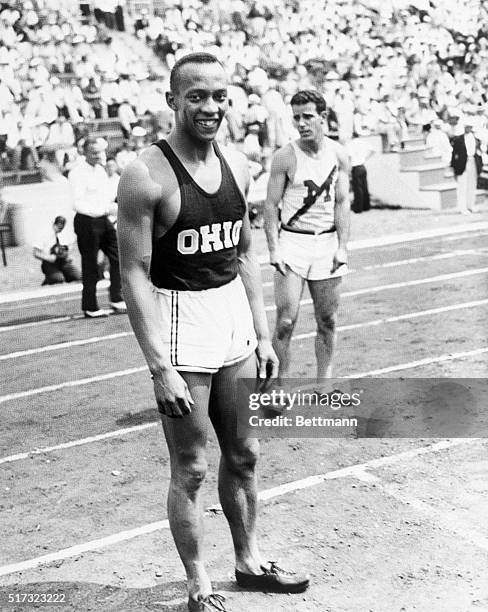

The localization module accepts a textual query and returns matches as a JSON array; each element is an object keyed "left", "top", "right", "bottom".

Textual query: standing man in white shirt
[
  {"left": 69, "top": 137, "right": 126, "bottom": 317},
  {"left": 425, "top": 119, "right": 452, "bottom": 166},
  {"left": 450, "top": 117, "right": 483, "bottom": 214}
]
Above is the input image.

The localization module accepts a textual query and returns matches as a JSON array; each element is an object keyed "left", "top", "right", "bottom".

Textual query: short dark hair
[
  {"left": 170, "top": 52, "right": 224, "bottom": 93},
  {"left": 290, "top": 90, "right": 327, "bottom": 114}
]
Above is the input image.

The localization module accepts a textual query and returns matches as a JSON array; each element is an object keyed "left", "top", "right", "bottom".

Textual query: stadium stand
[{"left": 0, "top": 0, "right": 487, "bottom": 248}]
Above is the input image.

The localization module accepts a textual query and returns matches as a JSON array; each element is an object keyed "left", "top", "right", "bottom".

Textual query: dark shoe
[
  {"left": 188, "top": 593, "right": 226, "bottom": 611},
  {"left": 235, "top": 561, "right": 310, "bottom": 593}
]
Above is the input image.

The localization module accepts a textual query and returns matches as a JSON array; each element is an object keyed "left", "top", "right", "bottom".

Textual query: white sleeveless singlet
[{"left": 281, "top": 141, "right": 338, "bottom": 233}]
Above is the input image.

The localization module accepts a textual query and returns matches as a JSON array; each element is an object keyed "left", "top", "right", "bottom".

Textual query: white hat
[
  {"left": 95, "top": 137, "right": 108, "bottom": 150},
  {"left": 132, "top": 126, "right": 147, "bottom": 137},
  {"left": 248, "top": 94, "right": 260, "bottom": 105}
]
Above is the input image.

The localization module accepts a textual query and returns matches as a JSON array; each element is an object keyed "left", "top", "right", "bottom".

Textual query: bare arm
[
  {"left": 332, "top": 143, "right": 351, "bottom": 272},
  {"left": 33, "top": 246, "right": 56, "bottom": 263},
  {"left": 263, "top": 147, "right": 289, "bottom": 275},
  {"left": 236, "top": 158, "right": 279, "bottom": 380},
  {"left": 68, "top": 167, "right": 87, "bottom": 213},
  {"left": 117, "top": 160, "right": 193, "bottom": 417}
]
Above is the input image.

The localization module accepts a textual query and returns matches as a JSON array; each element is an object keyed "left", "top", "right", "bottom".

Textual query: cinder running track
[{"left": 1, "top": 224, "right": 487, "bottom": 612}]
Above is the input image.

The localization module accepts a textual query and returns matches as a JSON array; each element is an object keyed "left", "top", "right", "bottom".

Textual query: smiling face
[
  {"left": 167, "top": 61, "right": 229, "bottom": 143},
  {"left": 291, "top": 101, "right": 326, "bottom": 144}
]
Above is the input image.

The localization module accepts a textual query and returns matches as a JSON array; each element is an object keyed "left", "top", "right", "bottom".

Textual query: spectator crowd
[{"left": 0, "top": 0, "right": 488, "bottom": 199}]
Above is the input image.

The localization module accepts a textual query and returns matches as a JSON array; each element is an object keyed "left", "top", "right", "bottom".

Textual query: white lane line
[
  {"left": 4, "top": 297, "right": 485, "bottom": 361},
  {"left": 257, "top": 439, "right": 474, "bottom": 499},
  {"left": 2, "top": 257, "right": 487, "bottom": 336},
  {"left": 0, "top": 423, "right": 157, "bottom": 465},
  {"left": 2, "top": 224, "right": 488, "bottom": 308},
  {"left": 4, "top": 262, "right": 486, "bottom": 337},
  {"left": 0, "top": 438, "right": 474, "bottom": 578},
  {"left": 261, "top": 249, "right": 482, "bottom": 287},
  {"left": 0, "top": 332, "right": 132, "bottom": 361},
  {"left": 0, "top": 280, "right": 109, "bottom": 306},
  {"left": 1, "top": 345, "right": 487, "bottom": 407},
  {"left": 0, "top": 367, "right": 147, "bottom": 405},
  {"left": 342, "top": 267, "right": 488, "bottom": 297},
  {"left": 264, "top": 266, "right": 488, "bottom": 311},
  {"left": 0, "top": 518, "right": 169, "bottom": 578},
  {"left": 256, "top": 223, "right": 488, "bottom": 265},
  {"left": 0, "top": 314, "right": 83, "bottom": 333},
  {"left": 360, "top": 249, "right": 482, "bottom": 270},
  {"left": 344, "top": 347, "right": 488, "bottom": 378},
  {"left": 1, "top": 296, "right": 84, "bottom": 313},
  {"left": 364, "top": 476, "right": 488, "bottom": 554},
  {"left": 293, "top": 298, "right": 488, "bottom": 341},
  {"left": 0, "top": 242, "right": 476, "bottom": 312},
  {"left": 3, "top": 296, "right": 486, "bottom": 362},
  {"left": 343, "top": 222, "right": 488, "bottom": 251},
  {"left": 1, "top": 342, "right": 487, "bottom": 457}
]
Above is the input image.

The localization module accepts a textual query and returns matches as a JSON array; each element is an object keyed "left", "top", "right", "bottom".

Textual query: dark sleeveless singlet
[{"left": 150, "top": 140, "right": 247, "bottom": 291}]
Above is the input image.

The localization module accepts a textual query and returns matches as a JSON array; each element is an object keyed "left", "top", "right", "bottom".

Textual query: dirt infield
[{"left": 1, "top": 217, "right": 488, "bottom": 611}]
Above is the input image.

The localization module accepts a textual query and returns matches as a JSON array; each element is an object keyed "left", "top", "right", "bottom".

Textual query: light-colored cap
[{"left": 132, "top": 126, "right": 147, "bottom": 137}]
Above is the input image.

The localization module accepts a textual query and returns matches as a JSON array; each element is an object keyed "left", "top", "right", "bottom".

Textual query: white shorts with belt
[
  {"left": 153, "top": 276, "right": 258, "bottom": 373},
  {"left": 280, "top": 229, "right": 348, "bottom": 281}
]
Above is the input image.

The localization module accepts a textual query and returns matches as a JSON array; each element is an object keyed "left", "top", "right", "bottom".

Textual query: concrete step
[
  {"left": 403, "top": 136, "right": 425, "bottom": 149},
  {"left": 420, "top": 183, "right": 457, "bottom": 210},
  {"left": 402, "top": 163, "right": 451, "bottom": 188},
  {"left": 474, "top": 190, "right": 488, "bottom": 212},
  {"left": 399, "top": 146, "right": 433, "bottom": 169},
  {"left": 424, "top": 152, "right": 444, "bottom": 163}
]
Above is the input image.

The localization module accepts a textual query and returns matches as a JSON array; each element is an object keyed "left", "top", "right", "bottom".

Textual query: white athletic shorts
[
  {"left": 280, "top": 230, "right": 348, "bottom": 281},
  {"left": 153, "top": 276, "right": 258, "bottom": 373}
]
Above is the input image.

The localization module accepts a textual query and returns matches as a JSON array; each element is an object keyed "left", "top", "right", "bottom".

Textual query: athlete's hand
[
  {"left": 331, "top": 246, "right": 348, "bottom": 274},
  {"left": 152, "top": 366, "right": 194, "bottom": 418},
  {"left": 269, "top": 248, "right": 287, "bottom": 276},
  {"left": 256, "top": 339, "right": 279, "bottom": 391}
]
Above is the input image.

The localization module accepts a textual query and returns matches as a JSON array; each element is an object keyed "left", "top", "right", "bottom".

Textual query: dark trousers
[
  {"left": 41, "top": 259, "right": 81, "bottom": 285},
  {"left": 74, "top": 213, "right": 122, "bottom": 311},
  {"left": 351, "top": 164, "right": 370, "bottom": 213},
  {"left": 115, "top": 5, "right": 125, "bottom": 31},
  {"left": 104, "top": 11, "right": 115, "bottom": 29}
]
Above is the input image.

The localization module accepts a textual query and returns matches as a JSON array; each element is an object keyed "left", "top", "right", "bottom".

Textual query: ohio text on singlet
[{"left": 150, "top": 140, "right": 246, "bottom": 290}]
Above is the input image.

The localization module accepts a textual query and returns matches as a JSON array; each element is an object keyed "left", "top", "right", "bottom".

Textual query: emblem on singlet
[
  {"left": 303, "top": 165, "right": 337, "bottom": 206},
  {"left": 286, "top": 165, "right": 337, "bottom": 227},
  {"left": 177, "top": 220, "right": 242, "bottom": 255}
]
